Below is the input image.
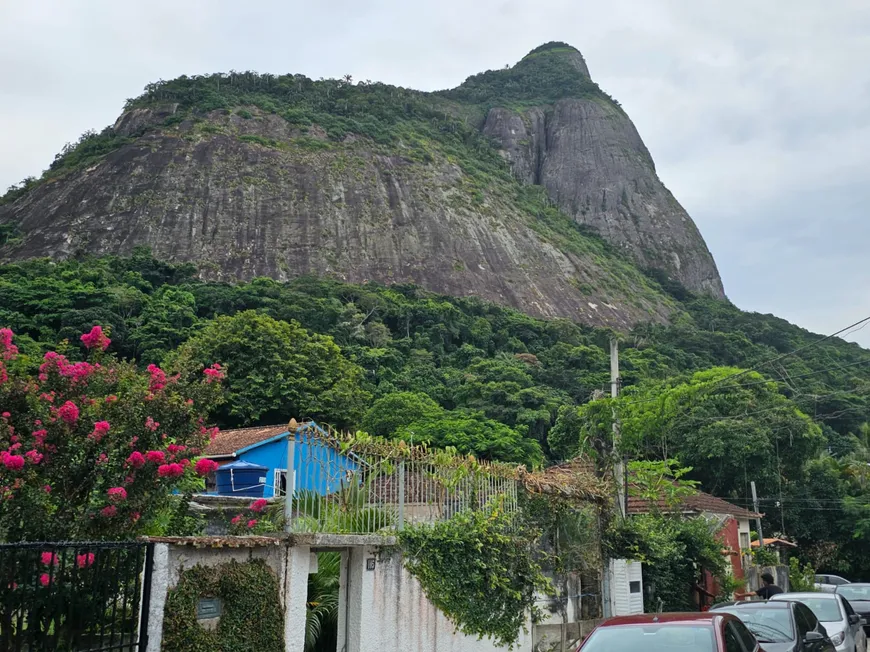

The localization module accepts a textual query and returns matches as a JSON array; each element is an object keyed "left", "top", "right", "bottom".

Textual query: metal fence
[
  {"left": 0, "top": 541, "right": 152, "bottom": 651},
  {"left": 284, "top": 423, "right": 521, "bottom": 533}
]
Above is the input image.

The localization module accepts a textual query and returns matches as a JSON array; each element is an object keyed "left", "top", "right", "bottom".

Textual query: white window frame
[
  {"left": 274, "top": 468, "right": 287, "bottom": 496},
  {"left": 739, "top": 532, "right": 750, "bottom": 550},
  {"left": 273, "top": 468, "right": 297, "bottom": 496}
]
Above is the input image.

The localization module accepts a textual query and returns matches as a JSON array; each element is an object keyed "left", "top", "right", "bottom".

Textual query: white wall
[{"left": 341, "top": 546, "right": 533, "bottom": 652}]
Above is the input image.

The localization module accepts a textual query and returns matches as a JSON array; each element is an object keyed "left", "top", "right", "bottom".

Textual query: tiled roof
[
  {"left": 204, "top": 424, "right": 288, "bottom": 457},
  {"left": 627, "top": 488, "right": 761, "bottom": 520}
]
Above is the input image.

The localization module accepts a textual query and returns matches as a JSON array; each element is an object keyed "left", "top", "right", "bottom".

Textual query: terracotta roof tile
[
  {"left": 627, "top": 489, "right": 761, "bottom": 520},
  {"left": 204, "top": 424, "right": 288, "bottom": 457}
]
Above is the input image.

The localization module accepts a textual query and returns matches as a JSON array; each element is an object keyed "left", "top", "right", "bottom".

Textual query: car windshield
[
  {"left": 793, "top": 597, "right": 843, "bottom": 622},
  {"left": 581, "top": 624, "right": 715, "bottom": 652},
  {"left": 720, "top": 607, "right": 793, "bottom": 643},
  {"left": 837, "top": 585, "right": 870, "bottom": 602}
]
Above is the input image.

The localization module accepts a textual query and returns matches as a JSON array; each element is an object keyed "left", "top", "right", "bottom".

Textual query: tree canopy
[{"left": 170, "top": 310, "right": 369, "bottom": 429}]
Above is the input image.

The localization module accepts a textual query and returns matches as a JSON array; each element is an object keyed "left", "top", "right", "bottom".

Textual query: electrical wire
[{"left": 620, "top": 314, "right": 870, "bottom": 407}]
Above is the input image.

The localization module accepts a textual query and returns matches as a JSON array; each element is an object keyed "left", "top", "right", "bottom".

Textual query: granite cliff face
[
  {"left": 477, "top": 54, "right": 723, "bottom": 297},
  {"left": 0, "top": 42, "right": 723, "bottom": 328}
]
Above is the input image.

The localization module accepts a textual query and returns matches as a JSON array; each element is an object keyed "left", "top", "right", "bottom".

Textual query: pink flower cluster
[
  {"left": 127, "top": 451, "right": 146, "bottom": 468},
  {"left": 157, "top": 463, "right": 184, "bottom": 478},
  {"left": 147, "top": 364, "right": 166, "bottom": 393},
  {"left": 203, "top": 363, "right": 224, "bottom": 384},
  {"left": 107, "top": 487, "right": 127, "bottom": 502},
  {"left": 0, "top": 328, "right": 17, "bottom": 361},
  {"left": 100, "top": 505, "right": 117, "bottom": 518},
  {"left": 194, "top": 458, "right": 219, "bottom": 476},
  {"left": 32, "top": 429, "right": 47, "bottom": 448},
  {"left": 80, "top": 325, "right": 111, "bottom": 351},
  {"left": 145, "top": 450, "right": 165, "bottom": 464},
  {"left": 39, "top": 351, "right": 95, "bottom": 385},
  {"left": 229, "top": 515, "right": 258, "bottom": 528},
  {"left": 41, "top": 551, "right": 58, "bottom": 566},
  {"left": 145, "top": 417, "right": 159, "bottom": 432},
  {"left": 0, "top": 329, "right": 13, "bottom": 386},
  {"left": 1, "top": 452, "right": 24, "bottom": 470},
  {"left": 25, "top": 450, "right": 43, "bottom": 465},
  {"left": 249, "top": 498, "right": 268, "bottom": 513},
  {"left": 57, "top": 401, "right": 79, "bottom": 425},
  {"left": 88, "top": 421, "right": 111, "bottom": 442},
  {"left": 77, "top": 553, "right": 95, "bottom": 568}
]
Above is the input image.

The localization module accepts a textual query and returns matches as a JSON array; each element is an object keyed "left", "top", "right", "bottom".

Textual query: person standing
[{"left": 736, "top": 572, "right": 784, "bottom": 600}]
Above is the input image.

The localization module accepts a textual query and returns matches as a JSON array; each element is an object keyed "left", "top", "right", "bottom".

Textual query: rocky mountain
[{"left": 0, "top": 42, "right": 723, "bottom": 329}]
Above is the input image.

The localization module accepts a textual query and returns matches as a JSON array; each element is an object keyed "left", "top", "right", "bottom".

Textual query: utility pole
[
  {"left": 610, "top": 339, "right": 626, "bottom": 518},
  {"left": 750, "top": 481, "right": 764, "bottom": 552},
  {"left": 284, "top": 418, "right": 298, "bottom": 531}
]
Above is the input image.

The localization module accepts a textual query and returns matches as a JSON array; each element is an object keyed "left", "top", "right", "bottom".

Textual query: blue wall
[{"left": 230, "top": 432, "right": 359, "bottom": 498}]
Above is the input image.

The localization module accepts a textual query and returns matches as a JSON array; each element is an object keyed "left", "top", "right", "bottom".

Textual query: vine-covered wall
[{"left": 161, "top": 558, "right": 284, "bottom": 652}]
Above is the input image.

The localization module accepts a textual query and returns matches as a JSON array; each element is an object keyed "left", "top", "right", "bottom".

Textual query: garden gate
[{"left": 0, "top": 541, "right": 153, "bottom": 651}]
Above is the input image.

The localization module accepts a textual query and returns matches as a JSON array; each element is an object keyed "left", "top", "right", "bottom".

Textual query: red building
[{"left": 628, "top": 489, "right": 762, "bottom": 610}]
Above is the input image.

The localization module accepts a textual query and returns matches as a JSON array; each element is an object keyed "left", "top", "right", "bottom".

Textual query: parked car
[
  {"left": 834, "top": 584, "right": 870, "bottom": 635},
  {"left": 711, "top": 600, "right": 836, "bottom": 651},
  {"left": 576, "top": 612, "right": 766, "bottom": 651},
  {"left": 815, "top": 575, "right": 851, "bottom": 593},
  {"left": 771, "top": 592, "right": 866, "bottom": 652}
]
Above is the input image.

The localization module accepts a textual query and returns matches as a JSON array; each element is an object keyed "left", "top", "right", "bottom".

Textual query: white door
[{"left": 609, "top": 559, "right": 644, "bottom": 615}]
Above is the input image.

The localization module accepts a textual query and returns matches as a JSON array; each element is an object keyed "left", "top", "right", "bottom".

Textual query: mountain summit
[{"left": 0, "top": 42, "right": 723, "bottom": 328}]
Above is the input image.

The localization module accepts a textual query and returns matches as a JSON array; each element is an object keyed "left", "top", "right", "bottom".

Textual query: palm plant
[
  {"left": 295, "top": 471, "right": 396, "bottom": 650},
  {"left": 305, "top": 552, "right": 340, "bottom": 652}
]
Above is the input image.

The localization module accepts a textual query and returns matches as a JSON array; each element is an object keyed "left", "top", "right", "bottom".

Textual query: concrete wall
[
  {"left": 143, "top": 537, "right": 545, "bottom": 652},
  {"left": 340, "top": 546, "right": 533, "bottom": 652},
  {"left": 142, "top": 539, "right": 311, "bottom": 652}
]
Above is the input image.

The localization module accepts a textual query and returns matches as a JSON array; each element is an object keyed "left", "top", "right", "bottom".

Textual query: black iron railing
[{"left": 0, "top": 541, "right": 152, "bottom": 651}]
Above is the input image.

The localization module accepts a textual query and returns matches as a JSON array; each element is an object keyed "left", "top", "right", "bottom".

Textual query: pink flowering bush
[
  {"left": 76, "top": 552, "right": 96, "bottom": 568},
  {"left": 107, "top": 487, "right": 127, "bottom": 502},
  {"left": 227, "top": 497, "right": 279, "bottom": 534},
  {"left": 249, "top": 498, "right": 268, "bottom": 513},
  {"left": 0, "top": 326, "right": 224, "bottom": 541},
  {"left": 194, "top": 458, "right": 219, "bottom": 476},
  {"left": 80, "top": 325, "right": 111, "bottom": 351}
]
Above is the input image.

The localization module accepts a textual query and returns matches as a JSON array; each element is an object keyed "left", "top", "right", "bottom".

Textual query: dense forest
[{"left": 3, "top": 250, "right": 870, "bottom": 575}]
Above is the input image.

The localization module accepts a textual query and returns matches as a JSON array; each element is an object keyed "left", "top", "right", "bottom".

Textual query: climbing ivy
[
  {"left": 161, "top": 559, "right": 284, "bottom": 652},
  {"left": 399, "top": 500, "right": 551, "bottom": 648}
]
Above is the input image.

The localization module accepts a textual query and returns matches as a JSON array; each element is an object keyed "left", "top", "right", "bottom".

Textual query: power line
[
  {"left": 621, "top": 314, "right": 870, "bottom": 408},
  {"left": 709, "top": 313, "right": 870, "bottom": 386}
]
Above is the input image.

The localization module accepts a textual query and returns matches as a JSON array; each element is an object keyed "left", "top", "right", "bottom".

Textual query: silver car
[
  {"left": 772, "top": 592, "right": 866, "bottom": 652},
  {"left": 815, "top": 575, "right": 851, "bottom": 594}
]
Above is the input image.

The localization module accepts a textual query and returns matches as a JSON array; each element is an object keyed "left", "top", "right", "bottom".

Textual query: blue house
[{"left": 203, "top": 421, "right": 360, "bottom": 498}]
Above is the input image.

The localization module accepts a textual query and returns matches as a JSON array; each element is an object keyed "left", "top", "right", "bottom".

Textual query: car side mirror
[
  {"left": 849, "top": 614, "right": 860, "bottom": 625},
  {"left": 803, "top": 631, "right": 824, "bottom": 643}
]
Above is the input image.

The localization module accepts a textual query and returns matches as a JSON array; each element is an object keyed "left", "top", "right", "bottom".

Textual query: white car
[
  {"left": 816, "top": 575, "right": 851, "bottom": 594},
  {"left": 772, "top": 592, "right": 866, "bottom": 652}
]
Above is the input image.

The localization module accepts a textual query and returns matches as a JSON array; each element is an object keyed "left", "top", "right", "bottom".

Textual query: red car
[{"left": 576, "top": 612, "right": 767, "bottom": 652}]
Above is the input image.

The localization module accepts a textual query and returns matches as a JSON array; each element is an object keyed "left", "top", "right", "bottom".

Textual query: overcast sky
[{"left": 2, "top": 0, "right": 869, "bottom": 345}]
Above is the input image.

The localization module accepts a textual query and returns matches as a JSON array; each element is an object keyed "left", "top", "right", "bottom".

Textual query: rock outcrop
[
  {"left": 480, "top": 54, "right": 723, "bottom": 297},
  {"left": 0, "top": 42, "right": 725, "bottom": 329}
]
